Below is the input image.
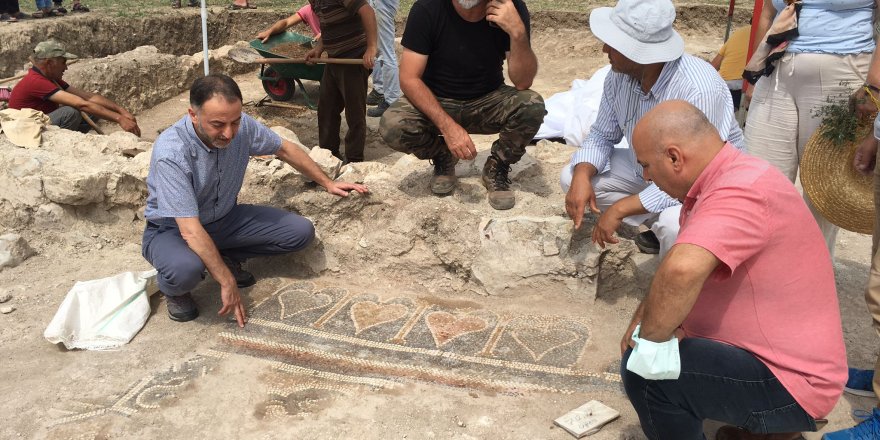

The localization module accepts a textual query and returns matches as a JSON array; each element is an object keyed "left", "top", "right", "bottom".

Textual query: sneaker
[
  {"left": 823, "top": 408, "right": 880, "bottom": 439},
  {"left": 481, "top": 154, "right": 515, "bottom": 210},
  {"left": 844, "top": 368, "right": 876, "bottom": 397},
  {"left": 165, "top": 292, "right": 199, "bottom": 322},
  {"left": 222, "top": 256, "right": 256, "bottom": 288},
  {"left": 367, "top": 100, "right": 389, "bottom": 117},
  {"left": 716, "top": 426, "right": 804, "bottom": 440},
  {"left": 428, "top": 149, "right": 459, "bottom": 195},
  {"left": 634, "top": 230, "right": 660, "bottom": 254},
  {"left": 366, "top": 89, "right": 384, "bottom": 106}
]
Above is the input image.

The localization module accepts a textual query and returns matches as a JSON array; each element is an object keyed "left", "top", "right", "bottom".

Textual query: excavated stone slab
[{"left": 0, "top": 233, "right": 35, "bottom": 270}]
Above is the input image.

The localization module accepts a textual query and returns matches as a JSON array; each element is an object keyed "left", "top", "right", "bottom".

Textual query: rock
[
  {"left": 307, "top": 147, "right": 343, "bottom": 179},
  {"left": 0, "top": 154, "right": 44, "bottom": 206},
  {"left": 34, "top": 203, "right": 75, "bottom": 227},
  {"left": 0, "top": 290, "right": 10, "bottom": 303},
  {"left": 42, "top": 170, "right": 109, "bottom": 205},
  {"left": 107, "top": 173, "right": 148, "bottom": 206},
  {"left": 471, "top": 216, "right": 599, "bottom": 298},
  {"left": 270, "top": 126, "right": 309, "bottom": 153},
  {"left": 0, "top": 306, "right": 13, "bottom": 314},
  {"left": 0, "top": 233, "right": 35, "bottom": 270},
  {"left": 336, "top": 162, "right": 388, "bottom": 184}
]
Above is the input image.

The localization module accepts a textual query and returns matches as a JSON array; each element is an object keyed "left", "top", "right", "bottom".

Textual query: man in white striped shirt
[{"left": 561, "top": 0, "right": 744, "bottom": 255}]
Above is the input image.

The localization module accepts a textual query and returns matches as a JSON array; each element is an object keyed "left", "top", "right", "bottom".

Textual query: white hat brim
[{"left": 589, "top": 7, "right": 685, "bottom": 65}]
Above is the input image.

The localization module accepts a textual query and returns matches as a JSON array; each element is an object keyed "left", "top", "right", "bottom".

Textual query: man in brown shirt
[{"left": 306, "top": 0, "right": 377, "bottom": 163}]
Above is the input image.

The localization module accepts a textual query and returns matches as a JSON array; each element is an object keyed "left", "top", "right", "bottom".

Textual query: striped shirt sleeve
[
  {"left": 638, "top": 183, "right": 680, "bottom": 213},
  {"left": 570, "top": 74, "right": 623, "bottom": 174}
]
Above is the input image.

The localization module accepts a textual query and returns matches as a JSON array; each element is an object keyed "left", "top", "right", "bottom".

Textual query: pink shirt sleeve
[{"left": 296, "top": 4, "right": 322, "bottom": 36}]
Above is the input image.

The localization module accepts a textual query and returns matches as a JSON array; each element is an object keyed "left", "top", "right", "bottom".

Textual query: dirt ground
[{"left": 1, "top": 4, "right": 878, "bottom": 440}]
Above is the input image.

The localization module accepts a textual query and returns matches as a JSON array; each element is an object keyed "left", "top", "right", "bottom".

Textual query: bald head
[
  {"left": 634, "top": 100, "right": 722, "bottom": 154},
  {"left": 631, "top": 100, "right": 726, "bottom": 199}
]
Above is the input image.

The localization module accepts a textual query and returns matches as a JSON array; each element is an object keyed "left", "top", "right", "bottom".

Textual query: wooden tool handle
[
  {"left": 255, "top": 57, "right": 364, "bottom": 65},
  {"left": 0, "top": 73, "right": 26, "bottom": 84},
  {"left": 0, "top": 59, "right": 78, "bottom": 84},
  {"left": 81, "top": 112, "right": 104, "bottom": 135}
]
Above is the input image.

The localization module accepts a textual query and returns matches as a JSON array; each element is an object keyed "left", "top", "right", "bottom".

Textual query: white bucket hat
[{"left": 589, "top": 0, "right": 684, "bottom": 64}]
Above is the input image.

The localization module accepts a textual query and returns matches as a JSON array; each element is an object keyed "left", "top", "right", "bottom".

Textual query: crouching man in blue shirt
[{"left": 142, "top": 74, "right": 368, "bottom": 327}]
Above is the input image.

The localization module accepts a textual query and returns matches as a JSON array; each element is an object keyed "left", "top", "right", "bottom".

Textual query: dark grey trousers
[
  {"left": 48, "top": 106, "right": 91, "bottom": 133},
  {"left": 141, "top": 204, "right": 315, "bottom": 296}
]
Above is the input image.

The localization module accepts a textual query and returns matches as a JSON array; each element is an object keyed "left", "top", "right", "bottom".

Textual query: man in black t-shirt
[{"left": 378, "top": 0, "right": 545, "bottom": 210}]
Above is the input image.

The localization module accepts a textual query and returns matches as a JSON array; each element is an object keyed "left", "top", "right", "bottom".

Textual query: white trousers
[
  {"left": 561, "top": 148, "right": 680, "bottom": 255},
  {"left": 745, "top": 52, "right": 871, "bottom": 255}
]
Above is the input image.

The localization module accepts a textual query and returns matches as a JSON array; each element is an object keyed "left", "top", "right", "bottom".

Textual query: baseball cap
[{"left": 33, "top": 40, "right": 79, "bottom": 60}]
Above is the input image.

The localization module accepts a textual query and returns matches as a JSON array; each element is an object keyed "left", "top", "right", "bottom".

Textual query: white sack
[
  {"left": 535, "top": 65, "right": 611, "bottom": 147},
  {"left": 44, "top": 269, "right": 159, "bottom": 350}
]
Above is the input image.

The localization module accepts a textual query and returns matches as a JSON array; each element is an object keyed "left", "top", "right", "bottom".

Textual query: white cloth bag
[
  {"left": 44, "top": 269, "right": 159, "bottom": 350},
  {"left": 534, "top": 65, "right": 611, "bottom": 146}
]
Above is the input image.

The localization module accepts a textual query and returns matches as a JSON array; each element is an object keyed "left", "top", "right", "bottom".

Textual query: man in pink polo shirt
[{"left": 619, "top": 100, "right": 846, "bottom": 440}]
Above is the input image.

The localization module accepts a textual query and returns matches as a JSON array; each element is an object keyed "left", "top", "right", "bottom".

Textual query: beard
[
  {"left": 194, "top": 120, "right": 232, "bottom": 149},
  {"left": 456, "top": 0, "right": 481, "bottom": 9}
]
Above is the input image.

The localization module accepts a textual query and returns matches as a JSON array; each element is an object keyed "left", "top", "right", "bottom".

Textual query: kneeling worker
[
  {"left": 379, "top": 0, "right": 545, "bottom": 210},
  {"left": 621, "top": 101, "right": 844, "bottom": 440},
  {"left": 142, "top": 74, "right": 368, "bottom": 327},
  {"left": 9, "top": 40, "right": 141, "bottom": 136}
]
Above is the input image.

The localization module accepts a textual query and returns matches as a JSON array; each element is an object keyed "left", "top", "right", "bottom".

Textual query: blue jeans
[
  {"left": 368, "top": 0, "right": 400, "bottom": 105},
  {"left": 35, "top": 0, "right": 51, "bottom": 9},
  {"left": 141, "top": 204, "right": 315, "bottom": 296},
  {"left": 622, "top": 338, "right": 816, "bottom": 440}
]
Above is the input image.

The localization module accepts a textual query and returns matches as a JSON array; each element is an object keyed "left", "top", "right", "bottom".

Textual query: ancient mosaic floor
[{"left": 49, "top": 280, "right": 621, "bottom": 429}]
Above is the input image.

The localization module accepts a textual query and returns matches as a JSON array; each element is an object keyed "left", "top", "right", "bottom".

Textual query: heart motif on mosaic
[
  {"left": 278, "top": 290, "right": 334, "bottom": 320},
  {"left": 510, "top": 327, "right": 580, "bottom": 362},
  {"left": 350, "top": 301, "right": 409, "bottom": 334},
  {"left": 425, "top": 311, "right": 489, "bottom": 348}
]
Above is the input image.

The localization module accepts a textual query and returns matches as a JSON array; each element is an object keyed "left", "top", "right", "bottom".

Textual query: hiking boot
[
  {"left": 366, "top": 89, "right": 384, "bottom": 106},
  {"left": 222, "top": 256, "right": 256, "bottom": 288},
  {"left": 823, "top": 408, "right": 880, "bottom": 439},
  {"left": 716, "top": 426, "right": 804, "bottom": 440},
  {"left": 428, "top": 150, "right": 459, "bottom": 195},
  {"left": 165, "top": 292, "right": 199, "bottom": 322},
  {"left": 634, "top": 230, "right": 660, "bottom": 254},
  {"left": 844, "top": 367, "right": 876, "bottom": 397},
  {"left": 481, "top": 154, "right": 515, "bottom": 210},
  {"left": 367, "top": 100, "right": 389, "bottom": 117}
]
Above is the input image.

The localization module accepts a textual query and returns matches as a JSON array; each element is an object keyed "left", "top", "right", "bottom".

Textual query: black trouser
[
  {"left": 0, "top": 0, "right": 21, "bottom": 14},
  {"left": 622, "top": 338, "right": 816, "bottom": 440},
  {"left": 317, "top": 63, "right": 370, "bottom": 163}
]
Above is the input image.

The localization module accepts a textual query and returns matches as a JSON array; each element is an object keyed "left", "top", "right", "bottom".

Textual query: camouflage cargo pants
[{"left": 379, "top": 85, "right": 546, "bottom": 164}]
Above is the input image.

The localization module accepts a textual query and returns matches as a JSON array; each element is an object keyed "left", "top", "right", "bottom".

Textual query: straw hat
[{"left": 800, "top": 117, "right": 875, "bottom": 235}]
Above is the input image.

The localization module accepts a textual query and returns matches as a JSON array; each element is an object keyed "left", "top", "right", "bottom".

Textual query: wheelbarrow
[{"left": 250, "top": 32, "right": 324, "bottom": 109}]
